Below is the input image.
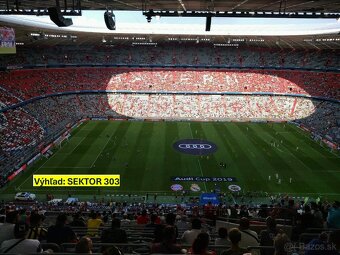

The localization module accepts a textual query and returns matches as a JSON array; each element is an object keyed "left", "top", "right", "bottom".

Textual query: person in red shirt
[{"left": 137, "top": 210, "right": 149, "bottom": 224}]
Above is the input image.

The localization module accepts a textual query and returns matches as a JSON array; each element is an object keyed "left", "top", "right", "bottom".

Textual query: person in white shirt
[
  {"left": 182, "top": 218, "right": 208, "bottom": 245},
  {"left": 0, "top": 221, "right": 42, "bottom": 254},
  {"left": 238, "top": 217, "right": 259, "bottom": 248}
]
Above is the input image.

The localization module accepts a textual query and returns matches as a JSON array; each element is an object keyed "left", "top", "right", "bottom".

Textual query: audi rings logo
[
  {"left": 173, "top": 139, "right": 217, "bottom": 155},
  {"left": 178, "top": 144, "right": 212, "bottom": 150}
]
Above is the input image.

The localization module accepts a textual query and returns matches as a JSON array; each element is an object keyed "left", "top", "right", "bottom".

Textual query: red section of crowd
[{"left": 0, "top": 68, "right": 339, "bottom": 102}]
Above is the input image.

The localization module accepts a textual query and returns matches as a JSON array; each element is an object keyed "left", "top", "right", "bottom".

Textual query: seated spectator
[
  {"left": 0, "top": 221, "right": 42, "bottom": 254},
  {"left": 304, "top": 232, "right": 333, "bottom": 255},
  {"left": 46, "top": 213, "right": 77, "bottom": 245},
  {"left": 182, "top": 218, "right": 206, "bottom": 245},
  {"left": 151, "top": 225, "right": 185, "bottom": 254},
  {"left": 328, "top": 230, "right": 340, "bottom": 254},
  {"left": 0, "top": 210, "right": 18, "bottom": 244},
  {"left": 137, "top": 209, "right": 149, "bottom": 224},
  {"left": 191, "top": 232, "right": 214, "bottom": 255},
  {"left": 327, "top": 201, "right": 340, "bottom": 229},
  {"left": 87, "top": 211, "right": 103, "bottom": 236},
  {"left": 146, "top": 214, "right": 159, "bottom": 229},
  {"left": 221, "top": 228, "right": 248, "bottom": 255},
  {"left": 273, "top": 233, "right": 291, "bottom": 255},
  {"left": 69, "top": 212, "right": 86, "bottom": 227},
  {"left": 103, "top": 245, "right": 124, "bottom": 255},
  {"left": 260, "top": 217, "right": 280, "bottom": 255},
  {"left": 26, "top": 212, "right": 47, "bottom": 241},
  {"left": 238, "top": 217, "right": 259, "bottom": 248},
  {"left": 101, "top": 218, "right": 127, "bottom": 243},
  {"left": 176, "top": 215, "right": 190, "bottom": 230},
  {"left": 75, "top": 236, "right": 93, "bottom": 254},
  {"left": 215, "top": 227, "right": 231, "bottom": 246},
  {"left": 120, "top": 214, "right": 131, "bottom": 226}
]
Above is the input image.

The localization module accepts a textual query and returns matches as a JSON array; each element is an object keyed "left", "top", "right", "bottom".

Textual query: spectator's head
[
  {"left": 218, "top": 227, "right": 228, "bottom": 239},
  {"left": 328, "top": 230, "right": 340, "bottom": 251},
  {"left": 319, "top": 232, "right": 328, "bottom": 242},
  {"left": 103, "top": 246, "right": 124, "bottom": 255},
  {"left": 111, "top": 218, "right": 121, "bottom": 229},
  {"left": 162, "top": 225, "right": 176, "bottom": 243},
  {"left": 56, "top": 213, "right": 68, "bottom": 226},
  {"left": 266, "top": 216, "right": 277, "bottom": 230},
  {"left": 228, "top": 228, "right": 242, "bottom": 245},
  {"left": 273, "top": 233, "right": 290, "bottom": 255},
  {"left": 333, "top": 201, "right": 340, "bottom": 209},
  {"left": 192, "top": 232, "right": 210, "bottom": 254},
  {"left": 14, "top": 221, "right": 29, "bottom": 239},
  {"left": 75, "top": 236, "right": 93, "bottom": 254},
  {"left": 191, "top": 218, "right": 201, "bottom": 230},
  {"left": 141, "top": 209, "right": 147, "bottom": 216},
  {"left": 239, "top": 217, "right": 250, "bottom": 230}
]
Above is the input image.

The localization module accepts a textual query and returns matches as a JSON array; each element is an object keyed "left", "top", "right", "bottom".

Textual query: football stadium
[{"left": 0, "top": 0, "right": 339, "bottom": 254}]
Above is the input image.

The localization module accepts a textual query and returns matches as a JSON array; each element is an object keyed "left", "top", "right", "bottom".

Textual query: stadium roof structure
[
  {"left": 0, "top": 0, "right": 339, "bottom": 49},
  {"left": 0, "top": 0, "right": 339, "bottom": 14}
]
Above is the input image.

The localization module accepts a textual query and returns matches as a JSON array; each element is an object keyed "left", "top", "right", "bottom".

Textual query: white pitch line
[
  {"left": 63, "top": 137, "right": 86, "bottom": 155},
  {"left": 188, "top": 123, "right": 207, "bottom": 192},
  {"left": 43, "top": 166, "right": 90, "bottom": 169},
  {"left": 90, "top": 134, "right": 113, "bottom": 168}
]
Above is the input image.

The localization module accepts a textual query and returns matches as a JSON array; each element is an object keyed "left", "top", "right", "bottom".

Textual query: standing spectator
[
  {"left": 46, "top": 213, "right": 77, "bottom": 245},
  {"left": 0, "top": 221, "right": 42, "bottom": 254},
  {"left": 221, "top": 228, "right": 248, "bottom": 255},
  {"left": 101, "top": 218, "right": 127, "bottom": 243},
  {"left": 238, "top": 217, "right": 259, "bottom": 248}
]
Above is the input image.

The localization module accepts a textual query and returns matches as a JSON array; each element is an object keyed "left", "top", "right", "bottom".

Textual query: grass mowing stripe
[
  {"left": 3, "top": 121, "right": 339, "bottom": 200},
  {"left": 254, "top": 124, "right": 327, "bottom": 194},
  {"left": 247, "top": 124, "right": 302, "bottom": 194},
  {"left": 188, "top": 122, "right": 207, "bottom": 192}
]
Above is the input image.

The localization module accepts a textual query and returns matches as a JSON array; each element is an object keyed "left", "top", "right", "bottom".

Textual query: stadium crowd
[
  {"left": 1, "top": 45, "right": 339, "bottom": 70},
  {"left": 0, "top": 68, "right": 339, "bottom": 101},
  {"left": 0, "top": 197, "right": 340, "bottom": 254}
]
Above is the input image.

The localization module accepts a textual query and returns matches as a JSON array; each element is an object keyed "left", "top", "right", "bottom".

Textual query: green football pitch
[{"left": 3, "top": 121, "right": 340, "bottom": 200}]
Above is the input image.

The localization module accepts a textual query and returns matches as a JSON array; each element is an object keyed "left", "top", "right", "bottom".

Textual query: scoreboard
[{"left": 0, "top": 27, "right": 16, "bottom": 54}]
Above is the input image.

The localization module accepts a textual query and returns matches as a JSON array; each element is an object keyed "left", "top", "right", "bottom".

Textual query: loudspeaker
[
  {"left": 48, "top": 7, "right": 73, "bottom": 27},
  {"left": 104, "top": 11, "right": 116, "bottom": 30}
]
